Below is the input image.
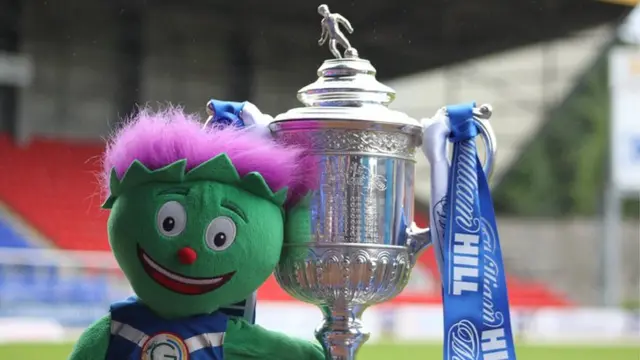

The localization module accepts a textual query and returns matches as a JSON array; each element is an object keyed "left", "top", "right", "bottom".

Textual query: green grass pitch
[{"left": 0, "top": 342, "right": 638, "bottom": 360}]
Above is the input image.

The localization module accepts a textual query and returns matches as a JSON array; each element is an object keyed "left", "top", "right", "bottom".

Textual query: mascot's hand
[
  {"left": 309, "top": 342, "right": 325, "bottom": 360},
  {"left": 67, "top": 315, "right": 110, "bottom": 360}
]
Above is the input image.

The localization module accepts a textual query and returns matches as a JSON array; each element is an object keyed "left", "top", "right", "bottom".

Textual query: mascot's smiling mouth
[{"left": 137, "top": 245, "right": 235, "bottom": 295}]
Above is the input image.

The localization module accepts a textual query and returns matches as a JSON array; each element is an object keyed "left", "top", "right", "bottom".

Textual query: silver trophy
[{"left": 229, "top": 4, "right": 497, "bottom": 359}]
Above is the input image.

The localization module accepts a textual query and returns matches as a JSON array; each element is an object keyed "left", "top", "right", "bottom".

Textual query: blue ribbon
[
  {"left": 206, "top": 99, "right": 247, "bottom": 128},
  {"left": 442, "top": 103, "right": 516, "bottom": 360}
]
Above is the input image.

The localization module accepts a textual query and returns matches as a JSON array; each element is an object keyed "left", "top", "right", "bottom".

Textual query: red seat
[{"left": 0, "top": 135, "right": 109, "bottom": 251}]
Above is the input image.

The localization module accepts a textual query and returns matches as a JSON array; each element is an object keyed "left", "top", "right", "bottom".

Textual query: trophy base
[
  {"left": 276, "top": 243, "right": 413, "bottom": 359},
  {"left": 315, "top": 304, "right": 370, "bottom": 360}
]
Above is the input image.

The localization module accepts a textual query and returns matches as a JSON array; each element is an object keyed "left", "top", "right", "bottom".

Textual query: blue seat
[
  {"left": 0, "top": 271, "right": 110, "bottom": 304},
  {"left": 0, "top": 215, "right": 34, "bottom": 249}
]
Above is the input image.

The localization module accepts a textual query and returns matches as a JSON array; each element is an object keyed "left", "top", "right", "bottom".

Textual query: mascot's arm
[
  {"left": 224, "top": 317, "right": 324, "bottom": 360},
  {"left": 68, "top": 314, "right": 111, "bottom": 360}
]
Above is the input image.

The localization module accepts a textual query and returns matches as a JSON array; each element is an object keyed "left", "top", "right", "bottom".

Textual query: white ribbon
[
  {"left": 420, "top": 108, "right": 452, "bottom": 279},
  {"left": 239, "top": 102, "right": 274, "bottom": 137}
]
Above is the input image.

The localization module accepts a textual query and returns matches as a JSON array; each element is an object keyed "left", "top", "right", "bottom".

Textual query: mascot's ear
[
  {"left": 282, "top": 193, "right": 313, "bottom": 262},
  {"left": 284, "top": 192, "right": 312, "bottom": 245},
  {"left": 101, "top": 196, "right": 117, "bottom": 210},
  {"left": 102, "top": 168, "right": 121, "bottom": 210}
]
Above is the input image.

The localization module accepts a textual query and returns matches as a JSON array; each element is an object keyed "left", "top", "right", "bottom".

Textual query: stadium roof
[
  {"left": 153, "top": 0, "right": 630, "bottom": 79},
  {"left": 599, "top": 0, "right": 639, "bottom": 6}
]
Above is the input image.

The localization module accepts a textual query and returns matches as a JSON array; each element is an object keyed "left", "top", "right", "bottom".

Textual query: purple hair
[{"left": 101, "top": 106, "right": 313, "bottom": 205}]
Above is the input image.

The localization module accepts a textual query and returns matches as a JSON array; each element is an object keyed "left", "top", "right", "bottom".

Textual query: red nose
[{"left": 177, "top": 247, "right": 198, "bottom": 265}]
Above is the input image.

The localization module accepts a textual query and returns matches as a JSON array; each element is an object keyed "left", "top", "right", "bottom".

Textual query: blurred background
[{"left": 0, "top": 0, "right": 639, "bottom": 359}]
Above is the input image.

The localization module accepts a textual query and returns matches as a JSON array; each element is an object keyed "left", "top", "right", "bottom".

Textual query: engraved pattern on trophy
[
  {"left": 274, "top": 129, "right": 417, "bottom": 160},
  {"left": 276, "top": 245, "right": 411, "bottom": 305},
  {"left": 299, "top": 153, "right": 417, "bottom": 247},
  {"left": 309, "top": 156, "right": 395, "bottom": 244}
]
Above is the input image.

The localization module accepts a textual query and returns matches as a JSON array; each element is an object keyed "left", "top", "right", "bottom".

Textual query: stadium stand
[
  {"left": 0, "top": 134, "right": 108, "bottom": 250},
  {"left": 0, "top": 218, "right": 112, "bottom": 326},
  {"left": 0, "top": 134, "right": 571, "bottom": 312}
]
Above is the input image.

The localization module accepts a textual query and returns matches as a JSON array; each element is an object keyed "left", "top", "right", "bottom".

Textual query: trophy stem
[{"left": 315, "top": 304, "right": 370, "bottom": 360}]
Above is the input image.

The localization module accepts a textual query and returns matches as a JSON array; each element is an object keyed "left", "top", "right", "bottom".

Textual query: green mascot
[{"left": 68, "top": 103, "right": 323, "bottom": 360}]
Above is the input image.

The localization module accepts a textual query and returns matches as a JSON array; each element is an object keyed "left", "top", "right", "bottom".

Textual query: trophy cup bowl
[
  {"left": 271, "top": 5, "right": 496, "bottom": 359},
  {"left": 271, "top": 53, "right": 428, "bottom": 359}
]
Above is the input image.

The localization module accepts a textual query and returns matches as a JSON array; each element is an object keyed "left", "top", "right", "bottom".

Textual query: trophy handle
[
  {"left": 471, "top": 104, "right": 497, "bottom": 179},
  {"left": 406, "top": 104, "right": 496, "bottom": 268},
  {"left": 406, "top": 224, "right": 431, "bottom": 266}
]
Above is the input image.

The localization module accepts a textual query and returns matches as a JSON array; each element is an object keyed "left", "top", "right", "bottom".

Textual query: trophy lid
[{"left": 273, "top": 4, "right": 420, "bottom": 129}]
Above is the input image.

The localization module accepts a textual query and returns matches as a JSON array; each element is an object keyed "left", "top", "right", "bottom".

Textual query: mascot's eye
[
  {"left": 205, "top": 216, "right": 236, "bottom": 251},
  {"left": 156, "top": 201, "right": 187, "bottom": 237}
]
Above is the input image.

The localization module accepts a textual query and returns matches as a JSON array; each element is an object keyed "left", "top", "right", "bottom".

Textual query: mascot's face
[{"left": 107, "top": 180, "right": 283, "bottom": 318}]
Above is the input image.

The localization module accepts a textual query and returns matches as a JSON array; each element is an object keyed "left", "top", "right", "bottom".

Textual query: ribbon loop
[
  {"left": 441, "top": 103, "right": 516, "bottom": 360},
  {"left": 447, "top": 102, "right": 479, "bottom": 142},
  {"left": 206, "top": 99, "right": 246, "bottom": 128}
]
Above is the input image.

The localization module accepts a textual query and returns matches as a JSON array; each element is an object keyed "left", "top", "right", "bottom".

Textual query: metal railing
[{"left": 0, "top": 247, "right": 130, "bottom": 328}]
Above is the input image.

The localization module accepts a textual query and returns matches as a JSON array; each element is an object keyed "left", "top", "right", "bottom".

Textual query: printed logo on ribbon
[
  {"left": 141, "top": 332, "right": 189, "bottom": 360},
  {"left": 441, "top": 103, "right": 516, "bottom": 360}
]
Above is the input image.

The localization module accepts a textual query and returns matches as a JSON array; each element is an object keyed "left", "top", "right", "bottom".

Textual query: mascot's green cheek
[{"left": 107, "top": 181, "right": 284, "bottom": 319}]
